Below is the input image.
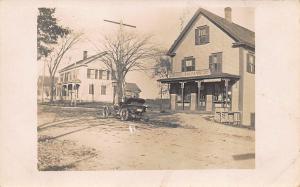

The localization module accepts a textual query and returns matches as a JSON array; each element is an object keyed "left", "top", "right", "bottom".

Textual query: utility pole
[{"left": 103, "top": 19, "right": 136, "bottom": 103}]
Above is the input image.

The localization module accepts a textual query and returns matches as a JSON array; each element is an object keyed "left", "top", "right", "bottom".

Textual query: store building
[{"left": 158, "top": 7, "right": 255, "bottom": 126}]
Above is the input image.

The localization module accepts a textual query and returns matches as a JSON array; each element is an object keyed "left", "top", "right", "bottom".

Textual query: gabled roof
[
  {"left": 168, "top": 8, "right": 255, "bottom": 56},
  {"left": 125, "top": 82, "right": 141, "bottom": 93},
  {"left": 59, "top": 51, "right": 107, "bottom": 73}
]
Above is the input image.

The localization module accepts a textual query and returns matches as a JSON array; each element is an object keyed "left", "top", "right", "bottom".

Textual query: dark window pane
[
  {"left": 101, "top": 85, "right": 106, "bottom": 95},
  {"left": 87, "top": 69, "right": 91, "bottom": 79}
]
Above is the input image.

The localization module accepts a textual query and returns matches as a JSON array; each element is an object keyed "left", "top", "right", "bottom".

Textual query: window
[
  {"left": 195, "top": 25, "right": 209, "bottom": 45},
  {"left": 87, "top": 69, "right": 96, "bottom": 79},
  {"left": 181, "top": 57, "right": 195, "bottom": 72},
  {"left": 98, "top": 70, "right": 103, "bottom": 79},
  {"left": 247, "top": 53, "right": 255, "bottom": 74},
  {"left": 209, "top": 52, "right": 222, "bottom": 73},
  {"left": 89, "top": 84, "right": 94, "bottom": 94},
  {"left": 101, "top": 85, "right": 106, "bottom": 95},
  {"left": 87, "top": 69, "right": 91, "bottom": 79},
  {"left": 102, "top": 71, "right": 107, "bottom": 80}
]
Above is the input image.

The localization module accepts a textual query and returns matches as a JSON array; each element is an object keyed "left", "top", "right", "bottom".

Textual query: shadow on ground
[{"left": 39, "top": 155, "right": 97, "bottom": 171}]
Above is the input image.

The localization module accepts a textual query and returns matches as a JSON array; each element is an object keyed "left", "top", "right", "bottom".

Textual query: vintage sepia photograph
[{"left": 37, "top": 3, "right": 255, "bottom": 170}]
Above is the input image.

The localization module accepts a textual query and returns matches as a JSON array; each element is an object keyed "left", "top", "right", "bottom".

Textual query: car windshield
[
  {"left": 128, "top": 101, "right": 144, "bottom": 106},
  {"left": 125, "top": 98, "right": 145, "bottom": 105}
]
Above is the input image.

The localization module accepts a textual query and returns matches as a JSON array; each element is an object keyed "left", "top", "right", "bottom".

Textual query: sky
[{"left": 38, "top": 1, "right": 254, "bottom": 99}]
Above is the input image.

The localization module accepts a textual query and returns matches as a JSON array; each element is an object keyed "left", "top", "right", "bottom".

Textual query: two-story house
[
  {"left": 158, "top": 7, "right": 255, "bottom": 126},
  {"left": 56, "top": 51, "right": 115, "bottom": 103},
  {"left": 56, "top": 51, "right": 143, "bottom": 103}
]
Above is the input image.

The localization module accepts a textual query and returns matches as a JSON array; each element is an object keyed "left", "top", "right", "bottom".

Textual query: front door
[
  {"left": 198, "top": 87, "right": 206, "bottom": 111},
  {"left": 206, "top": 88, "right": 213, "bottom": 112},
  {"left": 175, "top": 82, "right": 196, "bottom": 110}
]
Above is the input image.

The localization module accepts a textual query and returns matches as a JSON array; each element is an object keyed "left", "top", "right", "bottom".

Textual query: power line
[{"left": 103, "top": 19, "right": 136, "bottom": 28}]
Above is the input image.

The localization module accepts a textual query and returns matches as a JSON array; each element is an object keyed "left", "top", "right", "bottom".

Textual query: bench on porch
[{"left": 214, "top": 107, "right": 241, "bottom": 125}]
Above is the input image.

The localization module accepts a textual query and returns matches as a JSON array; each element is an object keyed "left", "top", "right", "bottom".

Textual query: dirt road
[{"left": 37, "top": 105, "right": 255, "bottom": 170}]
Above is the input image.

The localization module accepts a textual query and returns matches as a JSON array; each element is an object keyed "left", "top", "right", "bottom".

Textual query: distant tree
[
  {"left": 46, "top": 33, "right": 82, "bottom": 103},
  {"left": 37, "top": 8, "right": 70, "bottom": 60},
  {"left": 100, "top": 30, "right": 159, "bottom": 103},
  {"left": 153, "top": 54, "right": 172, "bottom": 96}
]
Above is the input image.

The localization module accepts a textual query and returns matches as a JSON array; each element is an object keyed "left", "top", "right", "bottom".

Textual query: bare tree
[
  {"left": 46, "top": 33, "right": 82, "bottom": 103},
  {"left": 100, "top": 30, "right": 159, "bottom": 103},
  {"left": 152, "top": 54, "right": 172, "bottom": 96}
]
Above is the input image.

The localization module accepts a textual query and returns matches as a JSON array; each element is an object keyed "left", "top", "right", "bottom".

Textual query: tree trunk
[
  {"left": 49, "top": 76, "right": 55, "bottom": 103},
  {"left": 116, "top": 78, "right": 124, "bottom": 104}
]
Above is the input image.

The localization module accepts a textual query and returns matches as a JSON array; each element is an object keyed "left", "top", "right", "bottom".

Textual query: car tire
[
  {"left": 120, "top": 108, "right": 129, "bottom": 121},
  {"left": 102, "top": 107, "right": 109, "bottom": 118},
  {"left": 142, "top": 116, "right": 149, "bottom": 122}
]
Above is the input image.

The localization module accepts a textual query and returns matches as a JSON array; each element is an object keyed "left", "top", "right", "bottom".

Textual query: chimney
[
  {"left": 83, "top": 51, "right": 88, "bottom": 59},
  {"left": 224, "top": 7, "right": 232, "bottom": 22}
]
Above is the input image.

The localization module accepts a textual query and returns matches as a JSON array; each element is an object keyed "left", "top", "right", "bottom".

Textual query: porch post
[
  {"left": 61, "top": 85, "right": 64, "bottom": 101},
  {"left": 225, "top": 79, "right": 229, "bottom": 109},
  {"left": 169, "top": 83, "right": 176, "bottom": 111},
  {"left": 74, "top": 84, "right": 77, "bottom": 107},
  {"left": 180, "top": 82, "right": 185, "bottom": 110},
  {"left": 197, "top": 81, "right": 202, "bottom": 109},
  {"left": 160, "top": 85, "right": 163, "bottom": 111},
  {"left": 67, "top": 86, "right": 69, "bottom": 100},
  {"left": 71, "top": 83, "right": 73, "bottom": 106}
]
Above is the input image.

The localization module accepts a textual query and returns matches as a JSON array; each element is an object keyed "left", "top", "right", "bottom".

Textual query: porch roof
[
  {"left": 158, "top": 73, "right": 240, "bottom": 83},
  {"left": 57, "top": 79, "right": 82, "bottom": 85}
]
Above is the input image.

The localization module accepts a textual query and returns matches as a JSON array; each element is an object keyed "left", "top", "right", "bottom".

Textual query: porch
[
  {"left": 158, "top": 72, "right": 241, "bottom": 124},
  {"left": 56, "top": 79, "right": 81, "bottom": 105}
]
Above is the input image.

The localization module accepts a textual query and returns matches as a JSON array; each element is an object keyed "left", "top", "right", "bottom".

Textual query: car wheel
[
  {"left": 120, "top": 108, "right": 129, "bottom": 121},
  {"left": 102, "top": 107, "right": 109, "bottom": 118},
  {"left": 142, "top": 115, "right": 149, "bottom": 122}
]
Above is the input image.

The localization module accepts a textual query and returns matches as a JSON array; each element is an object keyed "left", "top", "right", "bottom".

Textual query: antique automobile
[{"left": 102, "top": 98, "right": 148, "bottom": 121}]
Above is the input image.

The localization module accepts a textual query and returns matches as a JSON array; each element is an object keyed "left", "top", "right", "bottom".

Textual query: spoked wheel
[
  {"left": 142, "top": 115, "right": 149, "bottom": 122},
  {"left": 120, "top": 108, "right": 129, "bottom": 121},
  {"left": 102, "top": 106, "right": 109, "bottom": 118}
]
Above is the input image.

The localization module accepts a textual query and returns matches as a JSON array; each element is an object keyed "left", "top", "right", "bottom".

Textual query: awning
[{"left": 158, "top": 73, "right": 240, "bottom": 83}]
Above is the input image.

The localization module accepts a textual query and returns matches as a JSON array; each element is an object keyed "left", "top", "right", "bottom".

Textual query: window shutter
[
  {"left": 247, "top": 53, "right": 250, "bottom": 64},
  {"left": 209, "top": 55, "right": 212, "bottom": 66},
  {"left": 206, "top": 26, "right": 209, "bottom": 43},
  {"left": 112, "top": 70, "right": 116, "bottom": 79},
  {"left": 217, "top": 52, "right": 222, "bottom": 63},
  {"left": 107, "top": 70, "right": 110, "bottom": 80},
  {"left": 192, "top": 58, "right": 195, "bottom": 71},
  {"left": 95, "top": 70, "right": 98, "bottom": 79},
  {"left": 181, "top": 60, "right": 185, "bottom": 72},
  {"left": 246, "top": 54, "right": 250, "bottom": 73},
  {"left": 87, "top": 69, "right": 91, "bottom": 79},
  {"left": 99, "top": 70, "right": 103, "bottom": 79},
  {"left": 218, "top": 53, "right": 222, "bottom": 72},
  {"left": 195, "top": 28, "right": 200, "bottom": 45}
]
